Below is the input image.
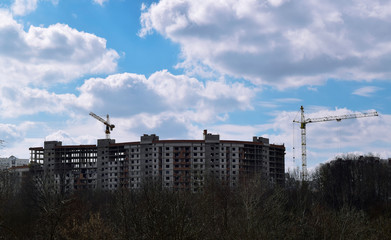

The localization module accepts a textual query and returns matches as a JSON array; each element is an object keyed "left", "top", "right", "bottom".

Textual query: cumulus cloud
[
  {"left": 352, "top": 86, "right": 382, "bottom": 97},
  {"left": 0, "top": 87, "right": 80, "bottom": 117},
  {"left": 15, "top": 70, "right": 257, "bottom": 149},
  {"left": 0, "top": 9, "right": 119, "bottom": 87},
  {"left": 0, "top": 69, "right": 256, "bottom": 141},
  {"left": 74, "top": 70, "right": 255, "bottom": 141},
  {"left": 78, "top": 70, "right": 255, "bottom": 123},
  {"left": 0, "top": 67, "right": 256, "bottom": 130},
  {"left": 140, "top": 0, "right": 391, "bottom": 87}
]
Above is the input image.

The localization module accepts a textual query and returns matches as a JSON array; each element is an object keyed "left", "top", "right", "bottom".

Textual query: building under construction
[{"left": 29, "top": 130, "right": 285, "bottom": 192}]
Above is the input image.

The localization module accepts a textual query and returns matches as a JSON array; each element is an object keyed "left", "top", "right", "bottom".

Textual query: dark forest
[{"left": 1, "top": 154, "right": 391, "bottom": 240}]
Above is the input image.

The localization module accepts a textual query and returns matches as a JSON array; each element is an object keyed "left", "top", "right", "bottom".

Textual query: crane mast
[
  {"left": 293, "top": 106, "right": 378, "bottom": 181},
  {"left": 89, "top": 112, "right": 115, "bottom": 139}
]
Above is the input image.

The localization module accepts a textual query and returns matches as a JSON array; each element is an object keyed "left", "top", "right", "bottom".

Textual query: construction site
[
  {"left": 28, "top": 106, "right": 381, "bottom": 192},
  {"left": 29, "top": 129, "right": 285, "bottom": 192}
]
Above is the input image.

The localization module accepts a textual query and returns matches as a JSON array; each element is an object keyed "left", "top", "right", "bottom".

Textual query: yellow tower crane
[
  {"left": 293, "top": 106, "right": 378, "bottom": 181},
  {"left": 89, "top": 112, "right": 115, "bottom": 139}
]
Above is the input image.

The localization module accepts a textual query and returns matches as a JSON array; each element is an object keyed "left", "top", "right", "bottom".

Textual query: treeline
[{"left": 1, "top": 154, "right": 391, "bottom": 239}]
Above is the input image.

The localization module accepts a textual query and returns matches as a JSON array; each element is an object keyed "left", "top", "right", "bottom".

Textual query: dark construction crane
[
  {"left": 293, "top": 106, "right": 378, "bottom": 181},
  {"left": 89, "top": 112, "right": 115, "bottom": 139}
]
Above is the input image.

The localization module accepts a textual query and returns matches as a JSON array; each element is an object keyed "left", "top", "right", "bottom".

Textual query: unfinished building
[{"left": 29, "top": 130, "right": 285, "bottom": 192}]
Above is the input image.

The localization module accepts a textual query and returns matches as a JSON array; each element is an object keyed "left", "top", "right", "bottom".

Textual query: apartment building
[{"left": 29, "top": 130, "right": 285, "bottom": 192}]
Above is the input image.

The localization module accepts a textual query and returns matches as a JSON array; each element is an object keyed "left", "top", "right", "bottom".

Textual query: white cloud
[
  {"left": 0, "top": 68, "right": 256, "bottom": 123},
  {"left": 11, "top": 0, "right": 38, "bottom": 16},
  {"left": 45, "top": 130, "right": 78, "bottom": 144},
  {"left": 23, "top": 70, "right": 256, "bottom": 145},
  {"left": 258, "top": 97, "right": 302, "bottom": 108},
  {"left": 141, "top": 3, "right": 146, "bottom": 11},
  {"left": 352, "top": 86, "right": 382, "bottom": 97},
  {"left": 0, "top": 87, "right": 79, "bottom": 117},
  {"left": 11, "top": 0, "right": 58, "bottom": 16},
  {"left": 0, "top": 9, "right": 119, "bottom": 87},
  {"left": 78, "top": 71, "right": 255, "bottom": 121},
  {"left": 0, "top": 122, "right": 34, "bottom": 142},
  {"left": 93, "top": 0, "right": 109, "bottom": 6},
  {"left": 140, "top": 0, "right": 391, "bottom": 88}
]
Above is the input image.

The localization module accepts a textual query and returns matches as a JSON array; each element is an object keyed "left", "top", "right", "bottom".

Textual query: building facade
[
  {"left": 0, "top": 155, "right": 29, "bottom": 170},
  {"left": 29, "top": 130, "right": 285, "bottom": 192}
]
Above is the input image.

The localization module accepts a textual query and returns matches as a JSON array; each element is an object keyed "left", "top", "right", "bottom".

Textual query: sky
[{"left": 0, "top": 0, "right": 391, "bottom": 174}]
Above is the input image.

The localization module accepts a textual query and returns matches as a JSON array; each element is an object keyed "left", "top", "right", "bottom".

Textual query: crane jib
[
  {"left": 90, "top": 112, "right": 115, "bottom": 139},
  {"left": 293, "top": 106, "right": 378, "bottom": 181}
]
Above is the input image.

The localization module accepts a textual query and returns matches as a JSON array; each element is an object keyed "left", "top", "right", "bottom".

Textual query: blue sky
[{"left": 1, "top": 0, "right": 391, "bottom": 173}]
